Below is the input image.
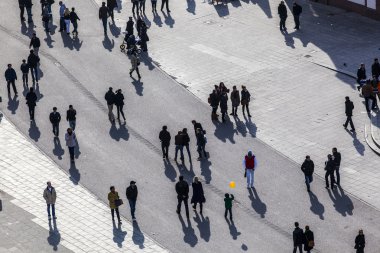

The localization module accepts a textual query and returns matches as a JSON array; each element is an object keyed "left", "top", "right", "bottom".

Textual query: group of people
[
  {"left": 58, "top": 1, "right": 81, "bottom": 35},
  {"left": 107, "top": 181, "right": 138, "bottom": 223},
  {"left": 208, "top": 82, "right": 252, "bottom": 122},
  {"left": 356, "top": 59, "right": 380, "bottom": 113},
  {"left": 278, "top": 1, "right": 303, "bottom": 31},
  {"left": 104, "top": 87, "right": 127, "bottom": 123}
]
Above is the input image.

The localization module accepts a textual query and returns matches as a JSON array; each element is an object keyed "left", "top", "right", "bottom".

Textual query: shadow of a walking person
[
  {"left": 112, "top": 220, "right": 127, "bottom": 248},
  {"left": 47, "top": 219, "right": 61, "bottom": 251}
]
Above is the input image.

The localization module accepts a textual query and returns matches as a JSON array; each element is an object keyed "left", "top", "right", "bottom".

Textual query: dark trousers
[
  {"left": 232, "top": 106, "right": 238, "bottom": 115},
  {"left": 242, "top": 103, "right": 250, "bottom": 116},
  {"left": 68, "top": 146, "right": 75, "bottom": 160},
  {"left": 193, "top": 202, "right": 203, "bottom": 212},
  {"left": 305, "top": 175, "right": 313, "bottom": 191},
  {"left": 197, "top": 144, "right": 206, "bottom": 158},
  {"left": 161, "top": 143, "right": 169, "bottom": 158},
  {"left": 344, "top": 115, "right": 355, "bottom": 130},
  {"left": 72, "top": 21, "right": 78, "bottom": 33},
  {"left": 139, "top": 0, "right": 146, "bottom": 12},
  {"left": 128, "top": 199, "right": 136, "bottom": 218},
  {"left": 132, "top": 2, "right": 139, "bottom": 13},
  {"left": 152, "top": 1, "right": 157, "bottom": 11},
  {"left": 22, "top": 73, "right": 28, "bottom": 85},
  {"left": 293, "top": 244, "right": 303, "bottom": 253},
  {"left": 52, "top": 123, "right": 59, "bottom": 136},
  {"left": 44, "top": 20, "right": 49, "bottom": 31},
  {"left": 30, "top": 66, "right": 38, "bottom": 82},
  {"left": 26, "top": 7, "right": 33, "bottom": 23},
  {"left": 130, "top": 67, "right": 141, "bottom": 78},
  {"left": 19, "top": 5, "right": 25, "bottom": 20},
  {"left": 47, "top": 204, "right": 56, "bottom": 217},
  {"left": 116, "top": 105, "right": 126, "bottom": 120},
  {"left": 364, "top": 97, "right": 371, "bottom": 112},
  {"left": 59, "top": 17, "right": 65, "bottom": 31},
  {"left": 175, "top": 145, "right": 184, "bottom": 160},
  {"left": 224, "top": 208, "right": 232, "bottom": 219},
  {"left": 111, "top": 207, "right": 121, "bottom": 221},
  {"left": 280, "top": 17, "right": 287, "bottom": 30},
  {"left": 177, "top": 197, "right": 189, "bottom": 217},
  {"left": 335, "top": 166, "right": 340, "bottom": 185},
  {"left": 102, "top": 18, "right": 108, "bottom": 34},
  {"left": 28, "top": 105, "right": 35, "bottom": 120},
  {"left": 325, "top": 170, "right": 335, "bottom": 188},
  {"left": 161, "top": 0, "right": 169, "bottom": 11},
  {"left": 7, "top": 80, "right": 17, "bottom": 95},
  {"left": 141, "top": 40, "right": 147, "bottom": 51},
  {"left": 294, "top": 15, "right": 300, "bottom": 29},
  {"left": 108, "top": 7, "right": 115, "bottom": 21},
  {"left": 184, "top": 144, "right": 191, "bottom": 160}
]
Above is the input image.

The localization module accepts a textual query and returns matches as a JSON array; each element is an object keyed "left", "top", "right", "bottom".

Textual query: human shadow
[
  {"left": 243, "top": 115, "right": 257, "bottom": 137},
  {"left": 21, "top": 21, "right": 35, "bottom": 37},
  {"left": 213, "top": 118, "right": 235, "bottom": 143},
  {"left": 60, "top": 32, "right": 74, "bottom": 50},
  {"left": 52, "top": 136, "right": 64, "bottom": 160},
  {"left": 186, "top": 0, "right": 196, "bottom": 14},
  {"left": 345, "top": 129, "right": 365, "bottom": 156},
  {"left": 132, "top": 221, "right": 145, "bottom": 249},
  {"left": 248, "top": 188, "right": 266, "bottom": 218},
  {"left": 233, "top": 116, "right": 247, "bottom": 137},
  {"left": 7, "top": 94, "right": 19, "bottom": 114},
  {"left": 142, "top": 15, "right": 151, "bottom": 28},
  {"left": 131, "top": 79, "right": 144, "bottom": 96},
  {"left": 225, "top": 217, "right": 241, "bottom": 240},
  {"left": 109, "top": 122, "right": 130, "bottom": 141},
  {"left": 103, "top": 34, "right": 115, "bottom": 51},
  {"left": 282, "top": 30, "right": 295, "bottom": 49},
  {"left": 177, "top": 162, "right": 195, "bottom": 181},
  {"left": 230, "top": 0, "right": 242, "bottom": 8},
  {"left": 72, "top": 36, "right": 83, "bottom": 51},
  {"left": 0, "top": 112, "right": 3, "bottom": 123},
  {"left": 69, "top": 161, "right": 81, "bottom": 185},
  {"left": 253, "top": 0, "right": 272, "bottom": 18},
  {"left": 109, "top": 23, "right": 121, "bottom": 38},
  {"left": 162, "top": 12, "right": 175, "bottom": 28},
  {"left": 327, "top": 186, "right": 354, "bottom": 217},
  {"left": 112, "top": 220, "right": 127, "bottom": 248},
  {"left": 164, "top": 158, "right": 177, "bottom": 182},
  {"left": 74, "top": 138, "right": 81, "bottom": 159},
  {"left": 141, "top": 52, "right": 155, "bottom": 70},
  {"left": 34, "top": 83, "right": 44, "bottom": 101},
  {"left": 308, "top": 191, "right": 324, "bottom": 220},
  {"left": 193, "top": 212, "right": 210, "bottom": 242},
  {"left": 29, "top": 120, "right": 41, "bottom": 141},
  {"left": 213, "top": 3, "right": 229, "bottom": 17},
  {"left": 200, "top": 158, "right": 212, "bottom": 184},
  {"left": 44, "top": 30, "right": 55, "bottom": 48},
  {"left": 153, "top": 12, "right": 163, "bottom": 27},
  {"left": 47, "top": 219, "right": 61, "bottom": 251},
  {"left": 179, "top": 215, "right": 198, "bottom": 247}
]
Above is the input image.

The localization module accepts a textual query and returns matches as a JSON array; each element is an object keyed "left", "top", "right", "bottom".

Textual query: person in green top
[{"left": 224, "top": 193, "right": 234, "bottom": 220}]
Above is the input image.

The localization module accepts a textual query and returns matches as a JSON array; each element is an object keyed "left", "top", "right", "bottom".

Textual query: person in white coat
[{"left": 243, "top": 150, "right": 257, "bottom": 188}]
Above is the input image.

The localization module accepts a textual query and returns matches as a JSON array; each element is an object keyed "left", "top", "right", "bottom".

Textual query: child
[{"left": 224, "top": 193, "right": 234, "bottom": 220}]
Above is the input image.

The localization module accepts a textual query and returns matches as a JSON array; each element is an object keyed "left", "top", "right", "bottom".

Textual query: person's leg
[
  {"left": 28, "top": 106, "right": 32, "bottom": 119},
  {"left": 299, "top": 244, "right": 303, "bottom": 253},
  {"left": 175, "top": 145, "right": 179, "bottom": 160},
  {"left": 69, "top": 146, "right": 75, "bottom": 160},
  {"left": 305, "top": 175, "right": 310, "bottom": 191},
  {"left": 115, "top": 207, "right": 121, "bottom": 221},
  {"left": 33, "top": 67, "right": 38, "bottom": 82},
  {"left": 325, "top": 171, "right": 329, "bottom": 188},
  {"left": 229, "top": 208, "right": 232, "bottom": 219},
  {"left": 136, "top": 67, "right": 141, "bottom": 79},
  {"left": 193, "top": 202, "right": 197, "bottom": 210},
  {"left": 102, "top": 18, "right": 107, "bottom": 34},
  {"left": 224, "top": 208, "right": 227, "bottom": 217},
  {"left": 365, "top": 97, "right": 370, "bottom": 112},
  {"left": 31, "top": 106, "right": 35, "bottom": 120},
  {"left": 6, "top": 81, "right": 11, "bottom": 94},
  {"left": 199, "top": 202, "right": 203, "bottom": 213},
  {"left": 10, "top": 80, "right": 17, "bottom": 94},
  {"left": 47, "top": 4, "right": 51, "bottom": 15},
  {"left": 330, "top": 172, "right": 335, "bottom": 189},
  {"left": 116, "top": 105, "right": 121, "bottom": 119},
  {"left": 185, "top": 144, "right": 191, "bottom": 160},
  {"left": 26, "top": 7, "right": 33, "bottom": 23},
  {"left": 20, "top": 6, "right": 25, "bottom": 20},
  {"left": 166, "top": 0, "right": 170, "bottom": 11},
  {"left": 161, "top": 0, "right": 164, "bottom": 10},
  {"left": 66, "top": 20, "right": 70, "bottom": 33},
  {"left": 197, "top": 145, "right": 202, "bottom": 158},
  {"left": 161, "top": 143, "right": 166, "bottom": 158},
  {"left": 177, "top": 197, "right": 182, "bottom": 212},
  {"left": 184, "top": 198, "right": 189, "bottom": 218},
  {"left": 111, "top": 208, "right": 115, "bottom": 220},
  {"left": 52, "top": 123, "right": 56, "bottom": 135},
  {"left": 246, "top": 169, "right": 251, "bottom": 188},
  {"left": 336, "top": 166, "right": 340, "bottom": 185},
  {"left": 165, "top": 144, "right": 169, "bottom": 158},
  {"left": 120, "top": 105, "right": 126, "bottom": 120},
  {"left": 349, "top": 116, "right": 355, "bottom": 130},
  {"left": 44, "top": 21, "right": 49, "bottom": 31},
  {"left": 52, "top": 204, "right": 56, "bottom": 218},
  {"left": 202, "top": 144, "right": 207, "bottom": 157},
  {"left": 179, "top": 146, "right": 184, "bottom": 160},
  {"left": 47, "top": 204, "right": 51, "bottom": 217}
]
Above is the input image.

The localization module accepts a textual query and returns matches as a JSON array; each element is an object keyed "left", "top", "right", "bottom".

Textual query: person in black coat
[
  {"left": 27, "top": 50, "right": 40, "bottom": 84},
  {"left": 241, "top": 85, "right": 251, "bottom": 117},
  {"left": 159, "top": 125, "right": 171, "bottom": 159},
  {"left": 176, "top": 176, "right": 189, "bottom": 218},
  {"left": 191, "top": 120, "right": 203, "bottom": 135},
  {"left": 303, "top": 226, "right": 314, "bottom": 253},
  {"left": 278, "top": 1, "right": 287, "bottom": 31},
  {"left": 191, "top": 176, "right": 205, "bottom": 214},
  {"left": 372, "top": 58, "right": 380, "bottom": 79},
  {"left": 196, "top": 128, "right": 207, "bottom": 160},
  {"left": 18, "top": 0, "right": 26, "bottom": 21},
  {"left": 181, "top": 128, "right": 191, "bottom": 161},
  {"left": 140, "top": 23, "right": 149, "bottom": 52},
  {"left": 357, "top": 63, "right": 366, "bottom": 91},
  {"left": 126, "top": 181, "right": 138, "bottom": 220},
  {"left": 136, "top": 16, "right": 143, "bottom": 36},
  {"left": 104, "top": 87, "right": 115, "bottom": 122},
  {"left": 29, "top": 33, "right": 41, "bottom": 56},
  {"left": 114, "top": 89, "right": 126, "bottom": 122},
  {"left": 126, "top": 17, "right": 134, "bottom": 37},
  {"left": 343, "top": 96, "right": 355, "bottom": 132},
  {"left": 208, "top": 89, "right": 220, "bottom": 121},
  {"left": 99, "top": 2, "right": 109, "bottom": 35},
  {"left": 4, "top": 64, "right": 18, "bottom": 96},
  {"left": 332, "top": 147, "right": 341, "bottom": 186},
  {"left": 324, "top": 154, "right": 335, "bottom": 189},
  {"left": 355, "top": 229, "right": 365, "bottom": 253},
  {"left": 220, "top": 91, "right": 228, "bottom": 123},
  {"left": 292, "top": 222, "right": 304, "bottom": 253},
  {"left": 301, "top": 155, "right": 314, "bottom": 192},
  {"left": 174, "top": 131, "right": 184, "bottom": 162},
  {"left": 70, "top": 8, "right": 80, "bottom": 35},
  {"left": 292, "top": 2, "right": 302, "bottom": 30},
  {"left": 26, "top": 87, "right": 37, "bottom": 120},
  {"left": 107, "top": 0, "right": 118, "bottom": 22},
  {"left": 20, "top": 59, "right": 29, "bottom": 86},
  {"left": 49, "top": 107, "right": 61, "bottom": 136}
]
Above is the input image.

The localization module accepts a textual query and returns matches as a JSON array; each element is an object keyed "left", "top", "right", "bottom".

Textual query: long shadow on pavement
[
  {"left": 186, "top": 0, "right": 196, "bottom": 15},
  {"left": 103, "top": 34, "right": 115, "bottom": 52},
  {"left": 29, "top": 120, "right": 41, "bottom": 142},
  {"left": 327, "top": 186, "right": 354, "bottom": 217},
  {"left": 109, "top": 23, "right": 121, "bottom": 38},
  {"left": 112, "top": 220, "right": 127, "bottom": 248},
  {"left": 69, "top": 162, "right": 81, "bottom": 185},
  {"left": 53, "top": 136, "right": 64, "bottom": 160},
  {"left": 132, "top": 221, "right": 145, "bottom": 249},
  {"left": 248, "top": 188, "right": 267, "bottom": 218},
  {"left": 345, "top": 129, "right": 365, "bottom": 156},
  {"left": 200, "top": 158, "right": 212, "bottom": 184},
  {"left": 193, "top": 212, "right": 211, "bottom": 242},
  {"left": 225, "top": 217, "right": 241, "bottom": 240},
  {"left": 213, "top": 3, "right": 229, "bottom": 17},
  {"left": 179, "top": 215, "right": 198, "bottom": 247},
  {"left": 109, "top": 122, "right": 130, "bottom": 141},
  {"left": 7, "top": 94, "right": 19, "bottom": 114},
  {"left": 308, "top": 191, "right": 325, "bottom": 220},
  {"left": 47, "top": 219, "right": 61, "bottom": 251},
  {"left": 161, "top": 12, "right": 175, "bottom": 28},
  {"left": 213, "top": 117, "right": 235, "bottom": 143},
  {"left": 131, "top": 79, "right": 144, "bottom": 96},
  {"left": 163, "top": 159, "right": 177, "bottom": 182},
  {"left": 153, "top": 12, "right": 163, "bottom": 27}
]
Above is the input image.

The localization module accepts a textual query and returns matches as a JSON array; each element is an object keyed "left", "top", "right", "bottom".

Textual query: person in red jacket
[{"left": 243, "top": 151, "right": 256, "bottom": 188}]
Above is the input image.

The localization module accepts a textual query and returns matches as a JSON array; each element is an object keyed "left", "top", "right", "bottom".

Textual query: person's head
[
  {"left": 22, "top": 59, "right": 26, "bottom": 63},
  {"left": 162, "top": 125, "right": 167, "bottom": 131},
  {"left": 225, "top": 193, "right": 230, "bottom": 198},
  {"left": 130, "top": 181, "right": 136, "bottom": 187},
  {"left": 295, "top": 222, "right": 299, "bottom": 228},
  {"left": 360, "top": 63, "right": 365, "bottom": 68},
  {"left": 30, "top": 49, "right": 34, "bottom": 54},
  {"left": 332, "top": 147, "right": 337, "bottom": 153},
  {"left": 193, "top": 176, "right": 199, "bottom": 183},
  {"left": 129, "top": 17, "right": 132, "bottom": 20},
  {"left": 242, "top": 85, "right": 246, "bottom": 90},
  {"left": 327, "top": 154, "right": 332, "bottom": 160},
  {"left": 102, "top": 2, "right": 106, "bottom": 6},
  {"left": 306, "top": 155, "right": 310, "bottom": 160},
  {"left": 29, "top": 87, "right": 34, "bottom": 92},
  {"left": 47, "top": 181, "right": 52, "bottom": 187},
  {"left": 191, "top": 120, "right": 196, "bottom": 125},
  {"left": 69, "top": 104, "right": 73, "bottom": 109},
  {"left": 232, "top": 85, "right": 236, "bottom": 90},
  {"left": 182, "top": 128, "right": 187, "bottom": 134},
  {"left": 109, "top": 87, "right": 113, "bottom": 91},
  {"left": 7, "top": 64, "right": 11, "bottom": 69},
  {"left": 178, "top": 131, "right": 182, "bottom": 135},
  {"left": 305, "top": 225, "right": 310, "bottom": 231},
  {"left": 110, "top": 186, "right": 115, "bottom": 192},
  {"left": 219, "top": 82, "right": 225, "bottom": 87},
  {"left": 117, "top": 89, "right": 122, "bottom": 93},
  {"left": 293, "top": 1, "right": 297, "bottom": 5},
  {"left": 247, "top": 150, "right": 253, "bottom": 157},
  {"left": 71, "top": 7, "right": 75, "bottom": 11},
  {"left": 53, "top": 107, "right": 57, "bottom": 112},
  {"left": 345, "top": 96, "right": 350, "bottom": 101},
  {"left": 359, "top": 229, "right": 363, "bottom": 235},
  {"left": 64, "top": 8, "right": 69, "bottom": 14},
  {"left": 32, "top": 32, "right": 36, "bottom": 37},
  {"left": 375, "top": 58, "right": 378, "bottom": 63},
  {"left": 280, "top": 1, "right": 284, "bottom": 4},
  {"left": 179, "top": 175, "right": 184, "bottom": 181},
  {"left": 59, "top": 1, "right": 63, "bottom": 6},
  {"left": 67, "top": 127, "right": 73, "bottom": 134}
]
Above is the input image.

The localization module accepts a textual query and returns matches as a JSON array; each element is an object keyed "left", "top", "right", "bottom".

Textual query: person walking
[
  {"left": 107, "top": 0, "right": 118, "bottom": 22},
  {"left": 372, "top": 58, "right": 380, "bottom": 79},
  {"left": 292, "top": 2, "right": 302, "bottom": 30},
  {"left": 354, "top": 229, "right": 365, "bottom": 253},
  {"left": 19, "top": 0, "right": 26, "bottom": 22},
  {"left": 115, "top": 89, "right": 126, "bottom": 122},
  {"left": 161, "top": 0, "right": 170, "bottom": 12},
  {"left": 196, "top": 128, "right": 207, "bottom": 160},
  {"left": 159, "top": 126, "right": 171, "bottom": 159},
  {"left": 208, "top": 89, "right": 220, "bottom": 121},
  {"left": 224, "top": 193, "right": 234, "bottom": 220},
  {"left": 362, "top": 80, "right": 374, "bottom": 113},
  {"left": 70, "top": 7, "right": 80, "bottom": 35},
  {"left": 301, "top": 155, "right": 314, "bottom": 192},
  {"left": 182, "top": 128, "right": 191, "bottom": 162},
  {"left": 49, "top": 107, "right": 61, "bottom": 137},
  {"left": 139, "top": 0, "right": 146, "bottom": 14},
  {"left": 176, "top": 176, "right": 189, "bottom": 218},
  {"left": 126, "top": 181, "right": 138, "bottom": 221},
  {"left": 20, "top": 59, "right": 29, "bottom": 87},
  {"left": 132, "top": 0, "right": 139, "bottom": 15},
  {"left": 25, "top": 0, "right": 33, "bottom": 23},
  {"left": 332, "top": 148, "right": 341, "bottom": 186},
  {"left": 324, "top": 154, "right": 335, "bottom": 189},
  {"left": 174, "top": 131, "right": 184, "bottom": 162},
  {"left": 27, "top": 50, "right": 40, "bottom": 84},
  {"left": 46, "top": 0, "right": 54, "bottom": 17},
  {"left": 43, "top": 181, "right": 57, "bottom": 220},
  {"left": 129, "top": 51, "right": 141, "bottom": 80},
  {"left": 126, "top": 17, "right": 134, "bottom": 37},
  {"left": 65, "top": 128, "right": 76, "bottom": 162},
  {"left": 108, "top": 186, "right": 122, "bottom": 223},
  {"left": 29, "top": 33, "right": 41, "bottom": 56},
  {"left": 105, "top": 87, "right": 116, "bottom": 123},
  {"left": 63, "top": 8, "right": 70, "bottom": 35},
  {"left": 151, "top": 0, "right": 157, "bottom": 12},
  {"left": 5, "top": 64, "right": 18, "bottom": 96},
  {"left": 243, "top": 150, "right": 256, "bottom": 189},
  {"left": 278, "top": 1, "right": 287, "bottom": 31},
  {"left": 241, "top": 85, "right": 251, "bottom": 117},
  {"left": 230, "top": 85, "right": 240, "bottom": 116},
  {"left": 66, "top": 105, "right": 76, "bottom": 130},
  {"left": 357, "top": 63, "right": 367, "bottom": 91},
  {"left": 304, "top": 225, "right": 314, "bottom": 253},
  {"left": 191, "top": 176, "right": 205, "bottom": 214},
  {"left": 220, "top": 91, "right": 228, "bottom": 123},
  {"left": 42, "top": 6, "right": 50, "bottom": 32},
  {"left": 191, "top": 120, "right": 203, "bottom": 135},
  {"left": 292, "top": 222, "right": 304, "bottom": 253},
  {"left": 343, "top": 96, "right": 355, "bottom": 132},
  {"left": 26, "top": 87, "right": 37, "bottom": 120},
  {"left": 99, "top": 2, "right": 109, "bottom": 35},
  {"left": 58, "top": 1, "right": 66, "bottom": 32},
  {"left": 140, "top": 23, "right": 149, "bottom": 52}
]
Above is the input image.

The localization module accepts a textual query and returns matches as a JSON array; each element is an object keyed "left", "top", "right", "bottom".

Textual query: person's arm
[
  {"left": 29, "top": 39, "right": 32, "bottom": 48},
  {"left": 43, "top": 189, "right": 48, "bottom": 201},
  {"left": 136, "top": 187, "right": 138, "bottom": 198},
  {"left": 126, "top": 188, "right": 130, "bottom": 199},
  {"left": 311, "top": 161, "right": 314, "bottom": 173},
  {"left": 58, "top": 113, "right": 61, "bottom": 122},
  {"left": 231, "top": 194, "right": 234, "bottom": 201},
  {"left": 301, "top": 162, "right": 305, "bottom": 172}
]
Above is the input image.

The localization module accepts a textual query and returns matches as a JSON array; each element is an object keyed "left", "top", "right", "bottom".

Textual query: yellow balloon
[{"left": 229, "top": 181, "right": 236, "bottom": 188}]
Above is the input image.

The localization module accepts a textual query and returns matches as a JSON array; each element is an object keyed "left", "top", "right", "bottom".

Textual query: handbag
[
  {"left": 305, "top": 234, "right": 314, "bottom": 248},
  {"left": 115, "top": 198, "right": 123, "bottom": 207}
]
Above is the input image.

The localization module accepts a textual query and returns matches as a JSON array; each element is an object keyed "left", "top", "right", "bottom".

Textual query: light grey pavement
[{"left": 1, "top": 0, "right": 380, "bottom": 252}]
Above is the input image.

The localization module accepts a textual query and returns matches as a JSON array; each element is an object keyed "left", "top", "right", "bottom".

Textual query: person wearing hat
[
  {"left": 126, "top": 181, "right": 138, "bottom": 220},
  {"left": 49, "top": 107, "right": 61, "bottom": 137},
  {"left": 104, "top": 87, "right": 116, "bottom": 122},
  {"left": 301, "top": 155, "right": 314, "bottom": 192}
]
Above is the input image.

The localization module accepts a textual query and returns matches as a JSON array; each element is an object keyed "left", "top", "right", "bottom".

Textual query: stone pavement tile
[{"left": 0, "top": 114, "right": 169, "bottom": 253}]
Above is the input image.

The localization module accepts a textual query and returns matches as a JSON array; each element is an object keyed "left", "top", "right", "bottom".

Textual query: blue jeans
[
  {"left": 30, "top": 66, "right": 38, "bottom": 82},
  {"left": 128, "top": 199, "right": 136, "bottom": 219},
  {"left": 47, "top": 204, "right": 55, "bottom": 217},
  {"left": 175, "top": 145, "right": 184, "bottom": 160},
  {"left": 69, "top": 120, "right": 76, "bottom": 131},
  {"left": 305, "top": 175, "right": 313, "bottom": 190}
]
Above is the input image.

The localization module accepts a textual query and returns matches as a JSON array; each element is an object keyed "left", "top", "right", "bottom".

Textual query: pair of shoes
[
  {"left": 248, "top": 114, "right": 252, "bottom": 117},
  {"left": 342, "top": 124, "right": 347, "bottom": 129},
  {"left": 118, "top": 220, "right": 122, "bottom": 224},
  {"left": 350, "top": 129, "right": 356, "bottom": 132},
  {"left": 192, "top": 205, "right": 196, "bottom": 210}
]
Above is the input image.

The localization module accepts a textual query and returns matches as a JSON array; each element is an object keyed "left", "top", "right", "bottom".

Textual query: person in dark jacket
[
  {"left": 29, "top": 33, "right": 41, "bottom": 56},
  {"left": 241, "top": 85, "right": 251, "bottom": 117},
  {"left": 220, "top": 91, "right": 228, "bottom": 123},
  {"left": 104, "top": 87, "right": 115, "bottom": 122},
  {"left": 293, "top": 222, "right": 304, "bottom": 253},
  {"left": 304, "top": 226, "right": 314, "bottom": 253},
  {"left": 174, "top": 131, "right": 184, "bottom": 162},
  {"left": 324, "top": 154, "right": 335, "bottom": 189},
  {"left": 372, "top": 58, "right": 380, "bottom": 79},
  {"left": 301, "top": 155, "right": 314, "bottom": 192},
  {"left": 278, "top": 1, "right": 287, "bottom": 31},
  {"left": 20, "top": 59, "right": 29, "bottom": 86},
  {"left": 126, "top": 17, "right": 134, "bottom": 37},
  {"left": 343, "top": 96, "right": 355, "bottom": 132},
  {"left": 99, "top": 2, "right": 109, "bottom": 35},
  {"left": 49, "top": 107, "right": 61, "bottom": 136},
  {"left": 355, "top": 229, "right": 365, "bottom": 253},
  {"left": 26, "top": 87, "right": 37, "bottom": 120},
  {"left": 182, "top": 128, "right": 191, "bottom": 162},
  {"left": 42, "top": 6, "right": 50, "bottom": 32},
  {"left": 191, "top": 176, "right": 205, "bottom": 214},
  {"left": 136, "top": 17, "right": 143, "bottom": 36},
  {"left": 70, "top": 8, "right": 80, "bottom": 35},
  {"left": 25, "top": 0, "right": 33, "bottom": 23},
  {"left": 114, "top": 89, "right": 126, "bottom": 122},
  {"left": 126, "top": 181, "right": 138, "bottom": 220},
  {"left": 27, "top": 50, "right": 40, "bottom": 84},
  {"left": 159, "top": 125, "right": 171, "bottom": 159},
  {"left": 292, "top": 2, "right": 302, "bottom": 30},
  {"left": 332, "top": 147, "right": 341, "bottom": 186},
  {"left": 230, "top": 85, "right": 240, "bottom": 116},
  {"left": 357, "top": 63, "right": 367, "bottom": 91},
  {"left": 191, "top": 120, "right": 203, "bottom": 135},
  {"left": 196, "top": 128, "right": 207, "bottom": 160},
  {"left": 140, "top": 23, "right": 149, "bottom": 52},
  {"left": 66, "top": 105, "right": 76, "bottom": 130},
  {"left": 5, "top": 64, "right": 18, "bottom": 96},
  {"left": 107, "top": 0, "right": 118, "bottom": 22},
  {"left": 209, "top": 89, "right": 220, "bottom": 121},
  {"left": 19, "top": 0, "right": 26, "bottom": 21},
  {"left": 224, "top": 193, "right": 234, "bottom": 220},
  {"left": 176, "top": 176, "right": 189, "bottom": 218}
]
